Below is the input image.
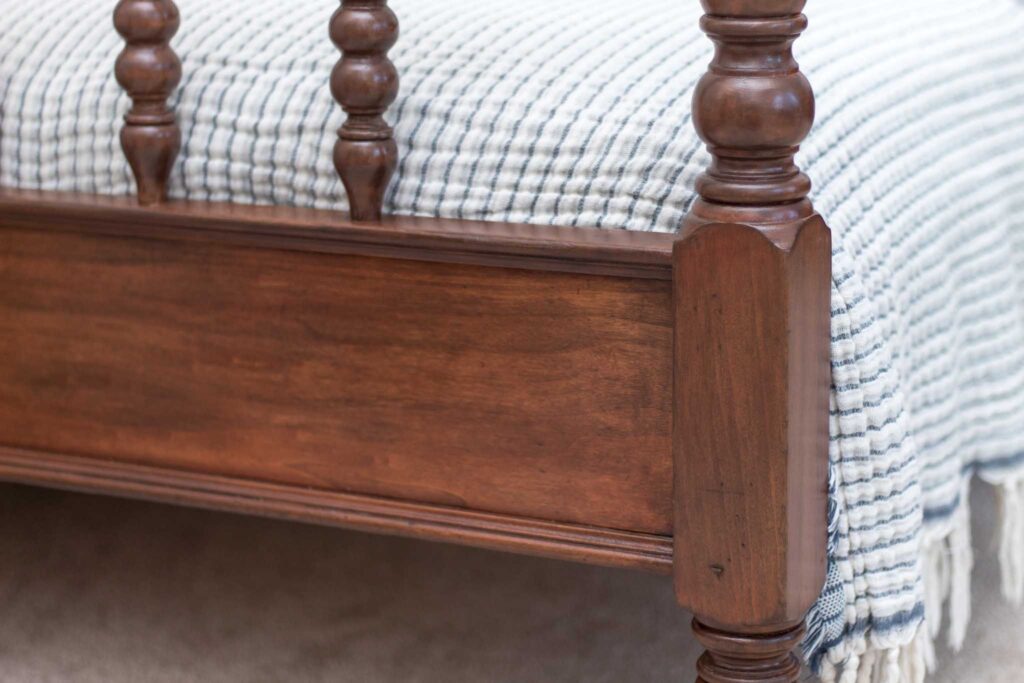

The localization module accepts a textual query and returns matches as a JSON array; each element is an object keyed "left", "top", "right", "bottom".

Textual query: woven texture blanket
[{"left": 2, "top": 0, "right": 1024, "bottom": 679}]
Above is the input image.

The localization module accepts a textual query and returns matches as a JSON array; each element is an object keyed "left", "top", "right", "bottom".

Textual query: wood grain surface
[
  {"left": 0, "top": 190, "right": 675, "bottom": 280},
  {"left": 0, "top": 223, "right": 674, "bottom": 535},
  {"left": 0, "top": 445, "right": 674, "bottom": 573}
]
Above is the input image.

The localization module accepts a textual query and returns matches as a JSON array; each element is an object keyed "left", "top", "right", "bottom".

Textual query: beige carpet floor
[{"left": 0, "top": 481, "right": 1019, "bottom": 682}]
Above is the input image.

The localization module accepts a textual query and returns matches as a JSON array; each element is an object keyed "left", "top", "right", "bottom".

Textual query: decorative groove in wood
[
  {"left": 113, "top": 0, "right": 182, "bottom": 205},
  {"left": 693, "top": 619, "right": 804, "bottom": 683},
  {"left": 0, "top": 189, "right": 675, "bottom": 279},
  {"left": 0, "top": 446, "right": 674, "bottom": 574},
  {"left": 330, "top": 0, "right": 400, "bottom": 222},
  {"left": 686, "top": 0, "right": 815, "bottom": 231}
]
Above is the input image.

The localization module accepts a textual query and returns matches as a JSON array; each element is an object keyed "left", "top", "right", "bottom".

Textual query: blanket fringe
[
  {"left": 818, "top": 626, "right": 930, "bottom": 683},
  {"left": 821, "top": 475, "right": 1024, "bottom": 681},
  {"left": 921, "top": 480, "right": 974, "bottom": 652},
  {"left": 818, "top": 475, "right": 1024, "bottom": 682},
  {"left": 996, "top": 477, "right": 1024, "bottom": 605}
]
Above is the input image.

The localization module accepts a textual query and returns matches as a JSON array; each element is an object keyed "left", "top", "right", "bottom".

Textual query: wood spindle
[
  {"left": 330, "top": 0, "right": 400, "bottom": 222},
  {"left": 685, "top": 0, "right": 816, "bottom": 232},
  {"left": 113, "top": 0, "right": 182, "bottom": 206},
  {"left": 674, "top": 3, "right": 831, "bottom": 682}
]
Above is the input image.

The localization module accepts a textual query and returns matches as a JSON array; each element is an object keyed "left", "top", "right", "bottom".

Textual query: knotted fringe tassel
[
  {"left": 820, "top": 481, "right": 975, "bottom": 683},
  {"left": 818, "top": 627, "right": 930, "bottom": 683},
  {"left": 923, "top": 479, "right": 974, "bottom": 652},
  {"left": 996, "top": 477, "right": 1024, "bottom": 605},
  {"left": 819, "top": 476, "right": 1024, "bottom": 683}
]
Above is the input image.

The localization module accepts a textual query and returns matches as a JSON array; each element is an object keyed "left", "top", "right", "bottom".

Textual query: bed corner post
[
  {"left": 673, "top": 2, "right": 831, "bottom": 682},
  {"left": 113, "top": 0, "right": 182, "bottom": 206},
  {"left": 330, "top": 0, "right": 400, "bottom": 222}
]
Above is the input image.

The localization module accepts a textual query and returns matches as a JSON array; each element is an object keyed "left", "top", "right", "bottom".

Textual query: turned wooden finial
[
  {"left": 113, "top": 0, "right": 182, "bottom": 205},
  {"left": 330, "top": 0, "right": 400, "bottom": 222},
  {"left": 685, "top": 0, "right": 815, "bottom": 231}
]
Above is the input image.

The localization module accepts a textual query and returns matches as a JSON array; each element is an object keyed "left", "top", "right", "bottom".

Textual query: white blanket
[{"left": 2, "top": 0, "right": 1024, "bottom": 679}]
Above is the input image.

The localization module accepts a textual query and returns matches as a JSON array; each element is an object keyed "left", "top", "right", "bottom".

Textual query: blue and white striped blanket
[{"left": 2, "top": 0, "right": 1024, "bottom": 679}]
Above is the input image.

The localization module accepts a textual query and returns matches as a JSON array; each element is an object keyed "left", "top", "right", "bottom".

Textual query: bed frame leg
[
  {"left": 674, "top": 215, "right": 829, "bottom": 683},
  {"left": 674, "top": 2, "right": 831, "bottom": 681},
  {"left": 330, "top": 0, "right": 400, "bottom": 222},
  {"left": 692, "top": 619, "right": 805, "bottom": 683},
  {"left": 113, "top": 0, "right": 182, "bottom": 206}
]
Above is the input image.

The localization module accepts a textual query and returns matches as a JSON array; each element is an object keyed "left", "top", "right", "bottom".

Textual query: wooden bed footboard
[
  {"left": 0, "top": 191, "right": 678, "bottom": 573},
  {"left": 0, "top": 1, "right": 831, "bottom": 681}
]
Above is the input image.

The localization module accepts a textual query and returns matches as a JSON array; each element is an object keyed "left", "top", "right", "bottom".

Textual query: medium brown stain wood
[
  {"left": 0, "top": 226, "right": 673, "bottom": 535},
  {"left": 674, "top": 217, "right": 830, "bottom": 625},
  {"left": 331, "top": 0, "right": 400, "bottom": 221},
  {"left": 0, "top": 190, "right": 675, "bottom": 280},
  {"left": 113, "top": 0, "right": 182, "bottom": 205},
  {"left": 685, "top": 0, "right": 815, "bottom": 232},
  {"left": 0, "top": 445, "right": 674, "bottom": 573},
  {"left": 693, "top": 620, "right": 806, "bottom": 683},
  {"left": 676, "top": 1, "right": 831, "bottom": 681}
]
